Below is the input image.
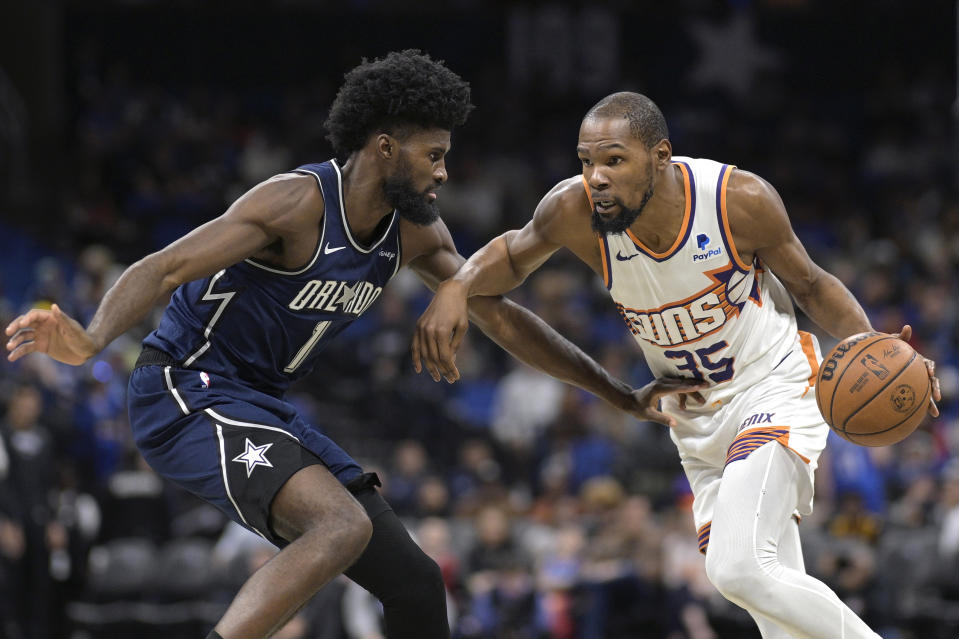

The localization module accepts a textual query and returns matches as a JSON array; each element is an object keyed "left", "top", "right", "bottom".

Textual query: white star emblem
[{"left": 232, "top": 438, "right": 274, "bottom": 477}]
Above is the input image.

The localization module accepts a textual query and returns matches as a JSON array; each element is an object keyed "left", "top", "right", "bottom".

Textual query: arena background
[{"left": 0, "top": 1, "right": 957, "bottom": 638}]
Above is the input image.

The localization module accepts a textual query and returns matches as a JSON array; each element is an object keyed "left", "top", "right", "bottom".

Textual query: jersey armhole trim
[
  {"left": 716, "top": 165, "right": 751, "bottom": 272},
  {"left": 598, "top": 235, "right": 611, "bottom": 289},
  {"left": 242, "top": 169, "right": 325, "bottom": 275}
]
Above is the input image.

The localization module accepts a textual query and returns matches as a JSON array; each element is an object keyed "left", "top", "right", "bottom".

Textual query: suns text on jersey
[
  {"left": 288, "top": 279, "right": 382, "bottom": 315},
  {"left": 616, "top": 287, "right": 736, "bottom": 347}
]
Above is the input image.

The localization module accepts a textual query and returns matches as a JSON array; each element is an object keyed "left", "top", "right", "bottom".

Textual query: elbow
[{"left": 135, "top": 253, "right": 182, "bottom": 296}]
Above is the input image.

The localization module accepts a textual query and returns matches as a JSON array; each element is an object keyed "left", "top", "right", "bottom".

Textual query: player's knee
[
  {"left": 339, "top": 501, "right": 374, "bottom": 559},
  {"left": 704, "top": 551, "right": 770, "bottom": 605},
  {"left": 300, "top": 497, "right": 372, "bottom": 565},
  {"left": 383, "top": 554, "right": 446, "bottom": 608}
]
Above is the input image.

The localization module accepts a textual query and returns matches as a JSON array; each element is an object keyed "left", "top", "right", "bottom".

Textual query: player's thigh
[
  {"left": 712, "top": 442, "right": 803, "bottom": 552},
  {"left": 269, "top": 463, "right": 370, "bottom": 544},
  {"left": 680, "top": 455, "right": 723, "bottom": 554}
]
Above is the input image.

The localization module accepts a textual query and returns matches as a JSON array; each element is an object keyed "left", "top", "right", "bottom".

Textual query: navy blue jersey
[{"left": 144, "top": 160, "right": 401, "bottom": 395}]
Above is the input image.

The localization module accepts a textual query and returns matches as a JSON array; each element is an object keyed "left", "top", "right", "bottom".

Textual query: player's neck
[
  {"left": 627, "top": 163, "right": 687, "bottom": 249},
  {"left": 338, "top": 155, "right": 395, "bottom": 245}
]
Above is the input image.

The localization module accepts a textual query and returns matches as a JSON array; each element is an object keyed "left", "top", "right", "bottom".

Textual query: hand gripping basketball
[{"left": 815, "top": 325, "right": 940, "bottom": 446}]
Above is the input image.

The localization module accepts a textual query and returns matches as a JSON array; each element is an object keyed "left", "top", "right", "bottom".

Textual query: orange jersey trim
[
  {"left": 625, "top": 162, "right": 693, "bottom": 259},
  {"left": 697, "top": 522, "right": 711, "bottom": 555},
  {"left": 726, "top": 426, "right": 811, "bottom": 466},
  {"left": 581, "top": 175, "right": 594, "bottom": 210},
  {"left": 798, "top": 330, "right": 819, "bottom": 397},
  {"left": 598, "top": 236, "right": 610, "bottom": 288},
  {"left": 718, "top": 167, "right": 751, "bottom": 272}
]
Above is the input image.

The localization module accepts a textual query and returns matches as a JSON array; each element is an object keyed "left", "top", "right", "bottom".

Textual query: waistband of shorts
[{"left": 134, "top": 346, "right": 179, "bottom": 369}]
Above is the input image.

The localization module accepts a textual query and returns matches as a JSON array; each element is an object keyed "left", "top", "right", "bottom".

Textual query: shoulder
[
  {"left": 399, "top": 216, "right": 455, "bottom": 266},
  {"left": 723, "top": 168, "right": 791, "bottom": 249},
  {"left": 235, "top": 172, "right": 326, "bottom": 239},
  {"left": 234, "top": 172, "right": 325, "bottom": 224},
  {"left": 263, "top": 172, "right": 325, "bottom": 213},
  {"left": 537, "top": 176, "right": 591, "bottom": 216},
  {"left": 531, "top": 176, "right": 593, "bottom": 243}
]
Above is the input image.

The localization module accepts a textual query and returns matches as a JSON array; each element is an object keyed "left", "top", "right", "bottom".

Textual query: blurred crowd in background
[{"left": 1, "top": 2, "right": 958, "bottom": 638}]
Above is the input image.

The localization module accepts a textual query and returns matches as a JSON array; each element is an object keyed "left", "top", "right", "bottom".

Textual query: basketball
[{"left": 815, "top": 332, "right": 930, "bottom": 446}]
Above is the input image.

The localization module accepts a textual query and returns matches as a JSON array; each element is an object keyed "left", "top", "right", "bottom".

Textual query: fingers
[
  {"left": 411, "top": 331, "right": 424, "bottom": 374},
  {"left": 646, "top": 408, "right": 677, "bottom": 428},
  {"left": 676, "top": 391, "right": 706, "bottom": 410},
  {"left": 412, "top": 313, "right": 468, "bottom": 384},
  {"left": 7, "top": 337, "right": 38, "bottom": 362},
  {"left": 928, "top": 398, "right": 940, "bottom": 418},
  {"left": 423, "top": 327, "right": 444, "bottom": 383},
  {"left": 896, "top": 324, "right": 912, "bottom": 342},
  {"left": 925, "top": 359, "right": 942, "bottom": 401},
  {"left": 434, "top": 322, "right": 464, "bottom": 384},
  {"left": 6, "top": 327, "right": 35, "bottom": 356},
  {"left": 5, "top": 310, "right": 42, "bottom": 336}
]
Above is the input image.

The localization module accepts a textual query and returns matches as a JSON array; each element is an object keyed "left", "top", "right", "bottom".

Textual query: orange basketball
[{"left": 815, "top": 332, "right": 930, "bottom": 447}]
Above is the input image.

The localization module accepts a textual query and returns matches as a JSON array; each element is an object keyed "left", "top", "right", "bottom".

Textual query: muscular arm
[
  {"left": 725, "top": 170, "right": 872, "bottom": 340},
  {"left": 447, "top": 179, "right": 585, "bottom": 298},
  {"left": 6, "top": 174, "right": 320, "bottom": 363},
  {"left": 406, "top": 219, "right": 633, "bottom": 410}
]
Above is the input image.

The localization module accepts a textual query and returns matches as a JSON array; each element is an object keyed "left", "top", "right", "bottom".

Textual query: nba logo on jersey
[
  {"left": 200, "top": 371, "right": 211, "bottom": 388},
  {"left": 692, "top": 234, "right": 723, "bottom": 262}
]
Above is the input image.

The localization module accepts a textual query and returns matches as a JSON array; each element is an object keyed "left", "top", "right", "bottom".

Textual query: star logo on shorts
[{"left": 232, "top": 438, "right": 274, "bottom": 477}]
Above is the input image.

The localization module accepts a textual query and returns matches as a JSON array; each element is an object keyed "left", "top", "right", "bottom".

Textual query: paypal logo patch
[{"left": 692, "top": 234, "right": 723, "bottom": 262}]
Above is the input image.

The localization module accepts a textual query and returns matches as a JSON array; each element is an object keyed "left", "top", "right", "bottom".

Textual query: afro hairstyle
[{"left": 324, "top": 49, "right": 473, "bottom": 157}]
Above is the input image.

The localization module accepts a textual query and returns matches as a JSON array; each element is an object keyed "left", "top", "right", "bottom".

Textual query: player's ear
[
  {"left": 654, "top": 139, "right": 672, "bottom": 167},
  {"left": 376, "top": 134, "right": 396, "bottom": 160}
]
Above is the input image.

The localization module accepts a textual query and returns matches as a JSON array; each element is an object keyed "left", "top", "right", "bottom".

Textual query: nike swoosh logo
[
  {"left": 324, "top": 243, "right": 346, "bottom": 255},
  {"left": 615, "top": 251, "right": 640, "bottom": 261}
]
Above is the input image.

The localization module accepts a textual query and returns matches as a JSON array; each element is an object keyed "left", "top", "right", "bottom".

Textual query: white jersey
[{"left": 594, "top": 156, "right": 801, "bottom": 408}]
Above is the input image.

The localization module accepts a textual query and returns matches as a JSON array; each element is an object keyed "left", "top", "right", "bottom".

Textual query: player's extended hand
[
  {"left": 5, "top": 304, "right": 97, "bottom": 366},
  {"left": 893, "top": 324, "right": 942, "bottom": 417},
  {"left": 625, "top": 377, "right": 708, "bottom": 427},
  {"left": 412, "top": 280, "right": 470, "bottom": 383}
]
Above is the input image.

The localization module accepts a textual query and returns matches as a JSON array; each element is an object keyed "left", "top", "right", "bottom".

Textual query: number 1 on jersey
[
  {"left": 664, "top": 340, "right": 735, "bottom": 384},
  {"left": 284, "top": 321, "right": 332, "bottom": 373}
]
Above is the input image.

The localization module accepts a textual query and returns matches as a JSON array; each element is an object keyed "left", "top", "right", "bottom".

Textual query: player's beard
[
  {"left": 590, "top": 183, "right": 654, "bottom": 235},
  {"left": 383, "top": 160, "right": 440, "bottom": 226}
]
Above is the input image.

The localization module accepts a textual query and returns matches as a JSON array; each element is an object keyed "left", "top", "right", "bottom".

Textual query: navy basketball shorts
[{"left": 128, "top": 362, "right": 364, "bottom": 545}]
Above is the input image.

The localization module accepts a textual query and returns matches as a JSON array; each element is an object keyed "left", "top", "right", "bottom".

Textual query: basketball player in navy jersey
[
  {"left": 5, "top": 53, "right": 670, "bottom": 639},
  {"left": 413, "top": 92, "right": 941, "bottom": 638}
]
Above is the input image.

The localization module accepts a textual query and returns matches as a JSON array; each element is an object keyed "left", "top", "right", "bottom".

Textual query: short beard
[
  {"left": 590, "top": 185, "right": 654, "bottom": 234},
  {"left": 383, "top": 164, "right": 440, "bottom": 226}
]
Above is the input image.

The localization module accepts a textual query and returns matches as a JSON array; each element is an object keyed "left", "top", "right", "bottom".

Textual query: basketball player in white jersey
[{"left": 412, "top": 92, "right": 941, "bottom": 638}]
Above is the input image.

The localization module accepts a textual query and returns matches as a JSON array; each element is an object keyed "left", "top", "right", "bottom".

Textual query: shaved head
[{"left": 584, "top": 92, "right": 668, "bottom": 149}]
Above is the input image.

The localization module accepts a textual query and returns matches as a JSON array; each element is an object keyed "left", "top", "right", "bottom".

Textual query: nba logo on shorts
[{"left": 200, "top": 371, "right": 211, "bottom": 388}]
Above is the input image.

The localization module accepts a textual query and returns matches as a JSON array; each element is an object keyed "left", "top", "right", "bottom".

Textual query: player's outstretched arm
[
  {"left": 727, "top": 169, "right": 939, "bottom": 415},
  {"left": 412, "top": 184, "right": 578, "bottom": 381},
  {"left": 406, "top": 216, "right": 706, "bottom": 422},
  {"left": 5, "top": 173, "right": 319, "bottom": 365}
]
